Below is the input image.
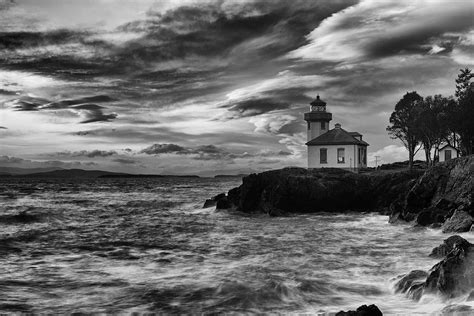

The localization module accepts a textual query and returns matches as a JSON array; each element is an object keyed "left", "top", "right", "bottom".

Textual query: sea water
[{"left": 0, "top": 177, "right": 473, "bottom": 314}]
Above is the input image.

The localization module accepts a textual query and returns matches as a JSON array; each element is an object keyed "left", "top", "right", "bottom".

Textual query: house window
[
  {"left": 445, "top": 150, "right": 452, "bottom": 161},
  {"left": 320, "top": 148, "right": 327, "bottom": 164},
  {"left": 337, "top": 148, "right": 345, "bottom": 163},
  {"left": 321, "top": 121, "right": 326, "bottom": 130}
]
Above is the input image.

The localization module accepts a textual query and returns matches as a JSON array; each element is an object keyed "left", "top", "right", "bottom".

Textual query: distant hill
[
  {"left": 0, "top": 168, "right": 200, "bottom": 179},
  {"left": 0, "top": 167, "right": 64, "bottom": 175},
  {"left": 214, "top": 174, "right": 248, "bottom": 178}
]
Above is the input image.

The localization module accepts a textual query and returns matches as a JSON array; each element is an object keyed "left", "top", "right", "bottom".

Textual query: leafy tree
[
  {"left": 455, "top": 68, "right": 474, "bottom": 155},
  {"left": 387, "top": 91, "right": 423, "bottom": 169},
  {"left": 417, "top": 95, "right": 456, "bottom": 164}
]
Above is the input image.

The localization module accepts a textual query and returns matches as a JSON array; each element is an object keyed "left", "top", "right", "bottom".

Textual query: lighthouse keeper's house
[{"left": 304, "top": 95, "right": 369, "bottom": 171}]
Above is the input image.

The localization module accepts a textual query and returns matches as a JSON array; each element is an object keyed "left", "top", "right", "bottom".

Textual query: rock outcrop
[
  {"left": 441, "top": 209, "right": 473, "bottom": 233},
  {"left": 210, "top": 168, "right": 422, "bottom": 215},
  {"left": 389, "top": 156, "right": 473, "bottom": 229},
  {"left": 207, "top": 156, "right": 472, "bottom": 230},
  {"left": 423, "top": 237, "right": 474, "bottom": 298},
  {"left": 335, "top": 304, "right": 383, "bottom": 316},
  {"left": 396, "top": 236, "right": 473, "bottom": 301}
]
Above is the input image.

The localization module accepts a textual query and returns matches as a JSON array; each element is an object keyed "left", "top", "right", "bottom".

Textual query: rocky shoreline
[
  {"left": 206, "top": 155, "right": 473, "bottom": 230},
  {"left": 204, "top": 155, "right": 474, "bottom": 314}
]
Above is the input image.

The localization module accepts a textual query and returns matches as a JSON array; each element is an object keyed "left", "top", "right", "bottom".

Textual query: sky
[{"left": 0, "top": 0, "right": 473, "bottom": 176}]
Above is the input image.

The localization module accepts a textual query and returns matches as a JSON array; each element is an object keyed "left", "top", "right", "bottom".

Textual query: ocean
[{"left": 0, "top": 177, "right": 472, "bottom": 314}]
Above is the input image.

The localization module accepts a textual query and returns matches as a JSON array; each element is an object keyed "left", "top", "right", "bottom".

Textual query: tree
[
  {"left": 417, "top": 95, "right": 456, "bottom": 165},
  {"left": 455, "top": 68, "right": 474, "bottom": 155},
  {"left": 387, "top": 91, "right": 423, "bottom": 169}
]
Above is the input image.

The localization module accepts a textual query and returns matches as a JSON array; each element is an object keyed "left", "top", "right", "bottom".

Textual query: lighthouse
[
  {"left": 304, "top": 95, "right": 369, "bottom": 170},
  {"left": 304, "top": 95, "right": 332, "bottom": 142}
]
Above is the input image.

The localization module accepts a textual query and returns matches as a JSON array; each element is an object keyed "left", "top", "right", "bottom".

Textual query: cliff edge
[{"left": 211, "top": 155, "right": 473, "bottom": 231}]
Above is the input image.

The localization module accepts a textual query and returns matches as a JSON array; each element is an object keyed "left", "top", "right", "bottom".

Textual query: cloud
[
  {"left": 223, "top": 98, "right": 290, "bottom": 118},
  {"left": 53, "top": 150, "right": 117, "bottom": 158},
  {"left": 112, "top": 158, "right": 137, "bottom": 164},
  {"left": 39, "top": 95, "right": 113, "bottom": 110},
  {"left": 79, "top": 109, "right": 118, "bottom": 123},
  {"left": 139, "top": 143, "right": 293, "bottom": 161},
  {"left": 249, "top": 113, "right": 299, "bottom": 134},
  {"left": 289, "top": 0, "right": 474, "bottom": 62},
  {"left": 0, "top": 155, "right": 99, "bottom": 168},
  {"left": 0, "top": 126, "right": 7, "bottom": 129},
  {"left": 140, "top": 143, "right": 187, "bottom": 155}
]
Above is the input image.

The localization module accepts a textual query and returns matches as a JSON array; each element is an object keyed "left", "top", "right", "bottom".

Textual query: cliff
[
  {"left": 389, "top": 155, "right": 473, "bottom": 231},
  {"left": 212, "top": 156, "right": 473, "bottom": 231},
  {"left": 218, "top": 167, "right": 423, "bottom": 216}
]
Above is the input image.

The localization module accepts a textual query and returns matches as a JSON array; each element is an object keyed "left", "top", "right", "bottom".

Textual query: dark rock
[
  {"left": 216, "top": 197, "right": 232, "bottom": 209},
  {"left": 203, "top": 199, "right": 216, "bottom": 208},
  {"left": 423, "top": 236, "right": 473, "bottom": 299},
  {"left": 202, "top": 193, "right": 226, "bottom": 208},
  {"left": 335, "top": 304, "right": 383, "bottom": 316},
  {"left": 228, "top": 167, "right": 421, "bottom": 215},
  {"left": 415, "top": 207, "right": 450, "bottom": 226},
  {"left": 393, "top": 270, "right": 428, "bottom": 300},
  {"left": 441, "top": 209, "right": 473, "bottom": 233},
  {"left": 399, "top": 156, "right": 473, "bottom": 225},
  {"left": 398, "top": 236, "right": 474, "bottom": 301},
  {"left": 430, "top": 235, "right": 472, "bottom": 258}
]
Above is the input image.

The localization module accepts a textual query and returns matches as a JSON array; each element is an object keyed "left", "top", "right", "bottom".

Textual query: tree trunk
[{"left": 408, "top": 146, "right": 414, "bottom": 170}]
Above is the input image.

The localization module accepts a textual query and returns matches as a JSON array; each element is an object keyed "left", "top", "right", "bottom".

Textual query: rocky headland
[{"left": 207, "top": 155, "right": 473, "bottom": 232}]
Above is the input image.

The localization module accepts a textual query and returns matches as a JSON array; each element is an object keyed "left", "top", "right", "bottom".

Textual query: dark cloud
[
  {"left": 40, "top": 95, "right": 113, "bottom": 110},
  {"left": 79, "top": 109, "right": 117, "bottom": 124},
  {"left": 53, "top": 150, "right": 117, "bottom": 158},
  {"left": 5, "top": 95, "right": 49, "bottom": 111},
  {"left": 225, "top": 98, "right": 290, "bottom": 118},
  {"left": 112, "top": 158, "right": 137, "bottom": 164},
  {"left": 139, "top": 143, "right": 293, "bottom": 161},
  {"left": 0, "top": 29, "right": 88, "bottom": 50},
  {"left": 72, "top": 130, "right": 94, "bottom": 136},
  {"left": 5, "top": 94, "right": 117, "bottom": 124},
  {"left": 0, "top": 88, "right": 18, "bottom": 95},
  {"left": 140, "top": 143, "right": 187, "bottom": 155},
  {"left": 0, "top": 155, "right": 24, "bottom": 163},
  {"left": 0, "top": 126, "right": 7, "bottom": 129}
]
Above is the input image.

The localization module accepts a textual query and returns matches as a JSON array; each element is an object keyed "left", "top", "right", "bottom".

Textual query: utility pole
[{"left": 375, "top": 156, "right": 381, "bottom": 168}]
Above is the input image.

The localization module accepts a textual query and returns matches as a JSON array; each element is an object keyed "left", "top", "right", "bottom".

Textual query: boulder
[
  {"left": 393, "top": 270, "right": 428, "bottom": 300},
  {"left": 415, "top": 207, "right": 451, "bottom": 227},
  {"left": 441, "top": 209, "right": 473, "bottom": 233},
  {"left": 202, "top": 193, "right": 226, "bottom": 208},
  {"left": 335, "top": 304, "right": 383, "bottom": 316},
  {"left": 215, "top": 196, "right": 233, "bottom": 209},
  {"left": 430, "top": 235, "right": 472, "bottom": 258},
  {"left": 423, "top": 236, "right": 473, "bottom": 298}
]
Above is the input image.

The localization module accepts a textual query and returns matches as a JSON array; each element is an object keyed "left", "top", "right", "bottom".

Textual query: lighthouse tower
[{"left": 304, "top": 95, "right": 332, "bottom": 142}]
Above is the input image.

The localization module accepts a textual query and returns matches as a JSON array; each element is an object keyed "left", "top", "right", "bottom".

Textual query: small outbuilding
[{"left": 438, "top": 144, "right": 458, "bottom": 162}]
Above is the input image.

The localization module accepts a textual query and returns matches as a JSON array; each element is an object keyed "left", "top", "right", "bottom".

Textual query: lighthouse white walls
[
  {"left": 308, "top": 145, "right": 365, "bottom": 169},
  {"left": 307, "top": 121, "right": 329, "bottom": 141}
]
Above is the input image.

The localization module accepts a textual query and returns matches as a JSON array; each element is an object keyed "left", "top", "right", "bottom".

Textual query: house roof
[
  {"left": 306, "top": 126, "right": 369, "bottom": 146},
  {"left": 439, "top": 144, "right": 457, "bottom": 151}
]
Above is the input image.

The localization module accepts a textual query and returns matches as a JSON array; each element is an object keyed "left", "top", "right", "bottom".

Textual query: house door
[{"left": 444, "top": 150, "right": 452, "bottom": 161}]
